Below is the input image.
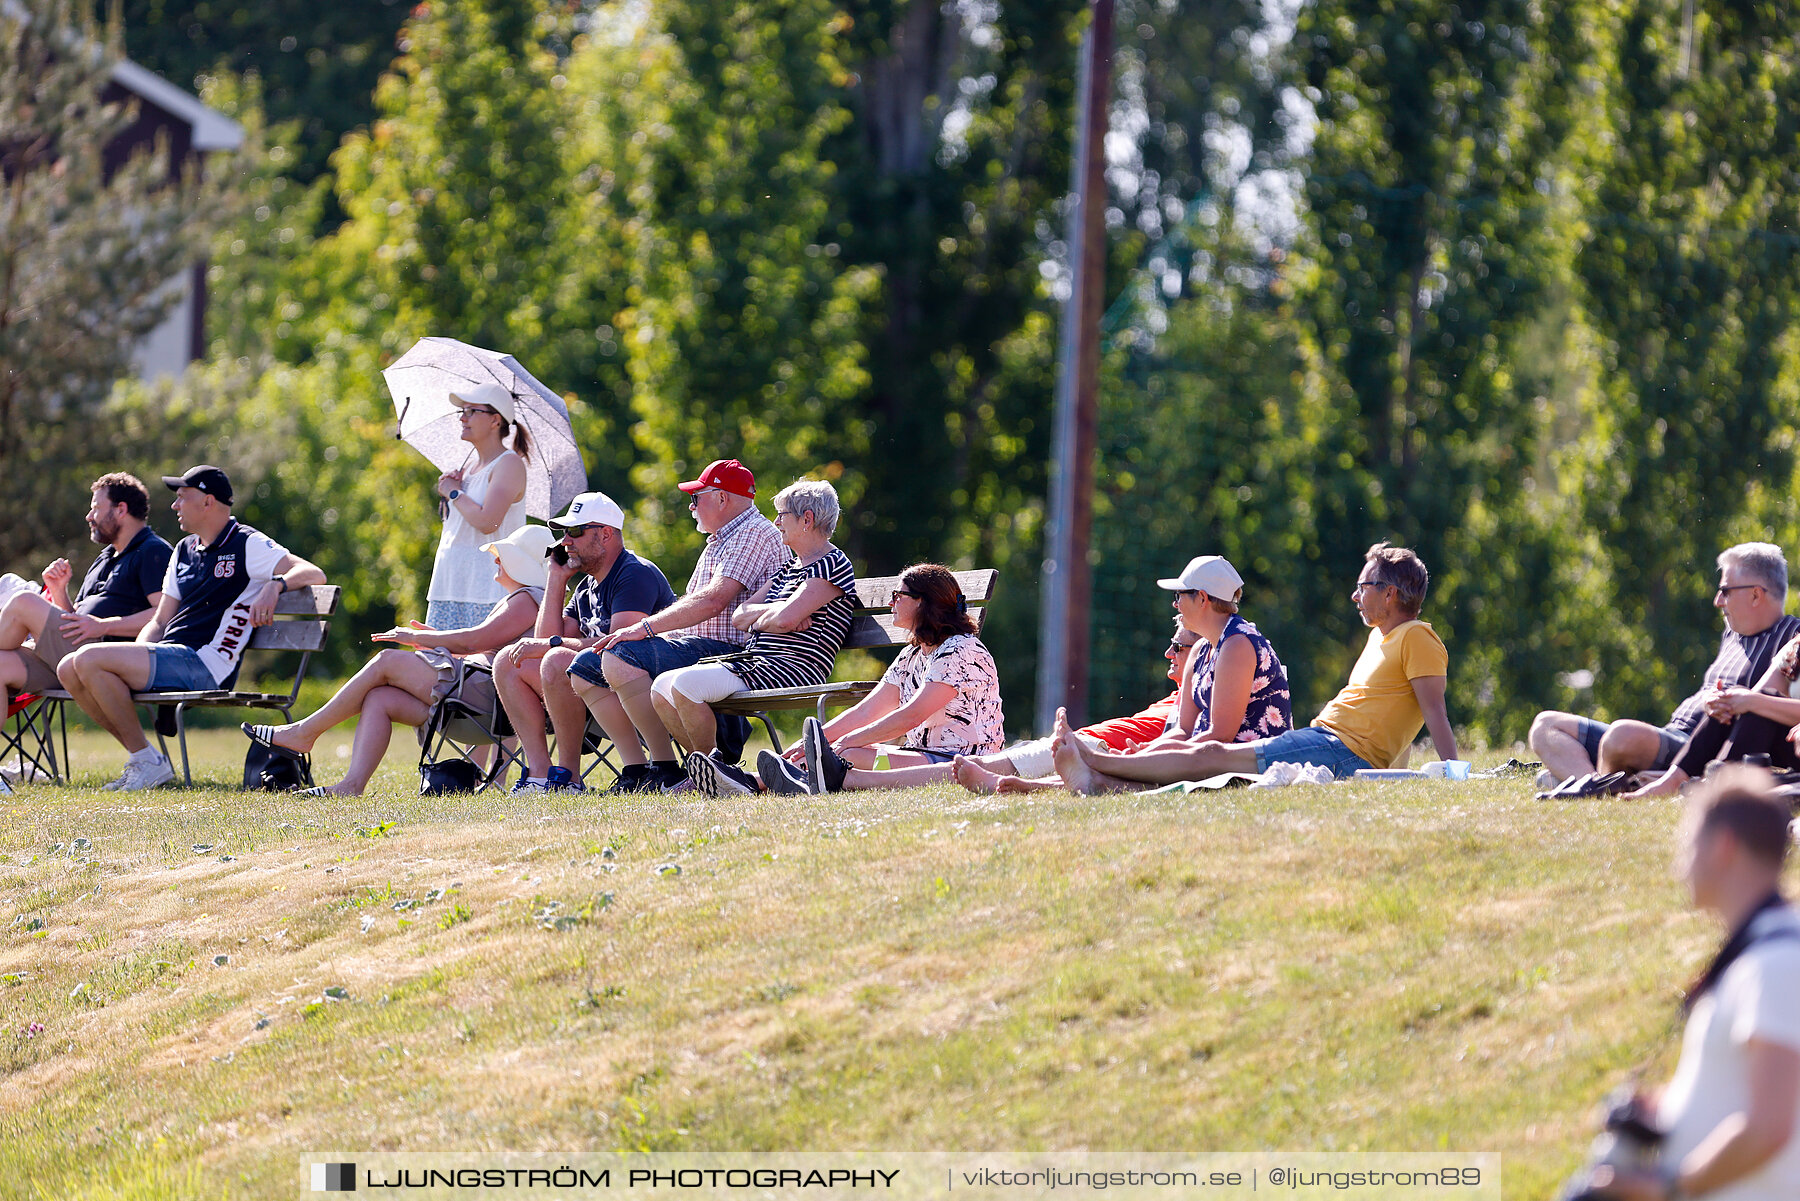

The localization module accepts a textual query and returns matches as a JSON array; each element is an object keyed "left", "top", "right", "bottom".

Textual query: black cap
[{"left": 161, "top": 465, "right": 233, "bottom": 505}]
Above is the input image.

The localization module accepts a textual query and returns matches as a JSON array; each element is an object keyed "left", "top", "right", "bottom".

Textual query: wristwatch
[
  {"left": 447, "top": 488, "right": 462, "bottom": 501},
  {"left": 548, "top": 635, "right": 564, "bottom": 648}
]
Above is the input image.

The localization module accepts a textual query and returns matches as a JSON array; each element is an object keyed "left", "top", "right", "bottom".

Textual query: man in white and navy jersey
[
  {"left": 58, "top": 465, "right": 325, "bottom": 791},
  {"left": 1530, "top": 542, "right": 1800, "bottom": 783}
]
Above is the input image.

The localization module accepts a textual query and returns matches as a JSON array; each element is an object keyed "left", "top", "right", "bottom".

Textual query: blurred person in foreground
[{"left": 1589, "top": 766, "right": 1799, "bottom": 1201}]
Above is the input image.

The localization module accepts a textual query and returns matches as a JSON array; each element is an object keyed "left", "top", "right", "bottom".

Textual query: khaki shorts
[{"left": 16, "top": 617, "right": 76, "bottom": 694}]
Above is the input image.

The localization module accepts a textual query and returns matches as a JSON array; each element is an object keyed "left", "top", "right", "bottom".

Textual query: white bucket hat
[{"left": 481, "top": 524, "right": 555, "bottom": 590}]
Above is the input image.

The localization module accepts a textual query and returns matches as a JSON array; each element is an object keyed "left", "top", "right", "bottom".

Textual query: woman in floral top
[{"left": 757, "top": 563, "right": 1005, "bottom": 795}]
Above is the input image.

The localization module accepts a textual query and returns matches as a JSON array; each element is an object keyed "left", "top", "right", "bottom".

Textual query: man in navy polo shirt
[
  {"left": 0, "top": 473, "right": 173, "bottom": 735},
  {"left": 58, "top": 465, "right": 325, "bottom": 791},
  {"left": 494, "top": 491, "right": 675, "bottom": 794}
]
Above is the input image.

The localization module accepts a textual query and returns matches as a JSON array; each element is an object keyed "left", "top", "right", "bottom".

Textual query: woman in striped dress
[{"left": 654, "top": 480, "right": 858, "bottom": 795}]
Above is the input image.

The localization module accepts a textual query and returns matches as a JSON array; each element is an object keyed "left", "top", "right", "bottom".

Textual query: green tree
[
  {"left": 1569, "top": 1, "right": 1800, "bottom": 722},
  {"left": 0, "top": 0, "right": 237, "bottom": 565}
]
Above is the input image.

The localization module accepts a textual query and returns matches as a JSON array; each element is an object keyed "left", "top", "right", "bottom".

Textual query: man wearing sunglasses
[
  {"left": 582, "top": 459, "right": 785, "bottom": 792},
  {"left": 1529, "top": 542, "right": 1800, "bottom": 787},
  {"left": 492, "top": 491, "right": 674, "bottom": 793}
]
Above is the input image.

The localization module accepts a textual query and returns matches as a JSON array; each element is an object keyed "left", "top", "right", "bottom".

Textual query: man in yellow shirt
[{"left": 1054, "top": 542, "right": 1458, "bottom": 792}]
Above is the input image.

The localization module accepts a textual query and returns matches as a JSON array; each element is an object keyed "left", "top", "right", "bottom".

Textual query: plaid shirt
[{"left": 673, "top": 504, "right": 785, "bottom": 646}]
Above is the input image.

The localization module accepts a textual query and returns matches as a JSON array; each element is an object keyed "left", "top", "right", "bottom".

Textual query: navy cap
[{"left": 162, "top": 465, "right": 233, "bottom": 505}]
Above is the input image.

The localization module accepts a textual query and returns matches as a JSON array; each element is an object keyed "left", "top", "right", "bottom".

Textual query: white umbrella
[{"left": 382, "top": 337, "right": 588, "bottom": 518}]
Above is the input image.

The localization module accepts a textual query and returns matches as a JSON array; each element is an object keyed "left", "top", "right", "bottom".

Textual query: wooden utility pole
[{"left": 1036, "top": 0, "right": 1113, "bottom": 733}]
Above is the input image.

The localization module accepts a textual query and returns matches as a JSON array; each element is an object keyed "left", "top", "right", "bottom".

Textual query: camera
[{"left": 1557, "top": 1087, "right": 1664, "bottom": 1201}]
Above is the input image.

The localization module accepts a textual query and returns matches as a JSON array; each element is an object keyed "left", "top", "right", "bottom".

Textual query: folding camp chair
[
  {"left": 416, "top": 662, "right": 623, "bottom": 794},
  {"left": 0, "top": 692, "right": 67, "bottom": 785}
]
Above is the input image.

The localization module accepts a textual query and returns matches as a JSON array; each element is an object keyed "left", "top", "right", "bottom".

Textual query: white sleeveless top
[{"left": 427, "top": 452, "right": 528, "bottom": 605}]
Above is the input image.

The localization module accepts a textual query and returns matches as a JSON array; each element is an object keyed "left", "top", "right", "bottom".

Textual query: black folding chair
[{"left": 0, "top": 692, "right": 68, "bottom": 784}]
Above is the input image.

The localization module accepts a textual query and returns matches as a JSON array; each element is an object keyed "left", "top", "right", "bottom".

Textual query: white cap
[
  {"left": 480, "top": 525, "right": 554, "bottom": 590},
  {"left": 1156, "top": 555, "right": 1244, "bottom": 598},
  {"left": 548, "top": 490, "right": 625, "bottom": 532},
  {"left": 448, "top": 381, "right": 517, "bottom": 423}
]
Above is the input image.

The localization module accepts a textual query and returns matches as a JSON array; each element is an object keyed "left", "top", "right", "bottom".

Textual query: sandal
[
  {"left": 1535, "top": 770, "right": 1635, "bottom": 800},
  {"left": 241, "top": 722, "right": 307, "bottom": 761}
]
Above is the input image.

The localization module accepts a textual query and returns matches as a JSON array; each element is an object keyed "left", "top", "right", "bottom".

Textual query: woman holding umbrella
[{"left": 427, "top": 381, "right": 530, "bottom": 630}]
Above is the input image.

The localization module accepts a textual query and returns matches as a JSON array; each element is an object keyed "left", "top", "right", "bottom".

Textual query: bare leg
[
  {"left": 276, "top": 649, "right": 437, "bottom": 752},
  {"left": 604, "top": 654, "right": 677, "bottom": 763},
  {"left": 0, "top": 592, "right": 56, "bottom": 649},
  {"left": 494, "top": 652, "right": 552, "bottom": 778},
  {"left": 665, "top": 691, "right": 719, "bottom": 755},
  {"left": 58, "top": 645, "right": 154, "bottom": 753},
  {"left": 324, "top": 686, "right": 431, "bottom": 796},
  {"left": 1596, "top": 719, "right": 1666, "bottom": 775},
  {"left": 1066, "top": 713, "right": 1260, "bottom": 785},
  {"left": 1529, "top": 710, "right": 1597, "bottom": 782},
  {"left": 572, "top": 676, "right": 645, "bottom": 767},
  {"left": 539, "top": 648, "right": 589, "bottom": 775},
  {"left": 841, "top": 759, "right": 956, "bottom": 790}
]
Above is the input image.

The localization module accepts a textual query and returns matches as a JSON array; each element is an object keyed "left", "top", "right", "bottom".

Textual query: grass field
[{"left": 0, "top": 727, "right": 1779, "bottom": 1199}]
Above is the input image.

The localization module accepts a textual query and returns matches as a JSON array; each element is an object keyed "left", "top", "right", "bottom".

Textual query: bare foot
[
  {"left": 1052, "top": 724, "right": 1104, "bottom": 795},
  {"left": 250, "top": 722, "right": 313, "bottom": 755},
  {"left": 993, "top": 773, "right": 1041, "bottom": 794},
  {"left": 952, "top": 755, "right": 1002, "bottom": 794},
  {"left": 1624, "top": 769, "right": 1687, "bottom": 801}
]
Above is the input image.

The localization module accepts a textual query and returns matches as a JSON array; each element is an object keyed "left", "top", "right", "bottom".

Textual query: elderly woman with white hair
[
  {"left": 242, "top": 524, "right": 553, "bottom": 795},
  {"left": 656, "top": 480, "right": 858, "bottom": 796}
]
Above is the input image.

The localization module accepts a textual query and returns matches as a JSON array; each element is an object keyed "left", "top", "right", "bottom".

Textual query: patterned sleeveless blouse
[{"left": 1188, "top": 614, "right": 1292, "bottom": 741}]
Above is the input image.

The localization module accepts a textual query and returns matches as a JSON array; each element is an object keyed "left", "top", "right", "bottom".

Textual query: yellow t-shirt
[{"left": 1311, "top": 620, "right": 1449, "bottom": 769}]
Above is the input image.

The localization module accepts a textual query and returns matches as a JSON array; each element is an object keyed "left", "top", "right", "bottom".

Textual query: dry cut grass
[{"left": 0, "top": 730, "right": 1774, "bottom": 1199}]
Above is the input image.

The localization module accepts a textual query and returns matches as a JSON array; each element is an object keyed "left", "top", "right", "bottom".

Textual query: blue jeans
[
  {"left": 146, "top": 643, "right": 217, "bottom": 692},
  {"left": 567, "top": 635, "right": 748, "bottom": 763},
  {"left": 1254, "top": 726, "right": 1372, "bottom": 780}
]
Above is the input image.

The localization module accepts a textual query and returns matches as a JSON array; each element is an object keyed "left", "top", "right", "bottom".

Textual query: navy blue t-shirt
[
  {"left": 74, "top": 526, "right": 174, "bottom": 621},
  {"left": 160, "top": 519, "right": 289, "bottom": 685},
  {"left": 564, "top": 548, "right": 676, "bottom": 638}
]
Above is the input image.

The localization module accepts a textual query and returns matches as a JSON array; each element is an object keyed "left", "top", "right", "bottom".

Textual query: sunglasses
[
  {"left": 460, "top": 405, "right": 502, "bottom": 417},
  {"left": 688, "top": 487, "right": 724, "bottom": 510},
  {"left": 894, "top": 588, "right": 921, "bottom": 600},
  {"left": 557, "top": 523, "right": 601, "bottom": 540},
  {"left": 1716, "top": 584, "right": 1761, "bottom": 597}
]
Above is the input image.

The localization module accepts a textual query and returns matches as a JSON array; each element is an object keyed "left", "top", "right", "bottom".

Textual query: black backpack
[
  {"left": 243, "top": 740, "right": 312, "bottom": 791},
  {"left": 420, "top": 758, "right": 481, "bottom": 796}
]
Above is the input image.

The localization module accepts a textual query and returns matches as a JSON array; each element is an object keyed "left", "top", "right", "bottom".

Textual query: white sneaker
[
  {"left": 115, "top": 753, "right": 176, "bottom": 792},
  {"left": 100, "top": 767, "right": 132, "bottom": 791}
]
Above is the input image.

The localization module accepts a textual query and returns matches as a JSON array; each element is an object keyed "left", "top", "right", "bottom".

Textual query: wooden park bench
[
  {"left": 711, "top": 569, "right": 997, "bottom": 752},
  {"left": 17, "top": 585, "right": 341, "bottom": 786}
]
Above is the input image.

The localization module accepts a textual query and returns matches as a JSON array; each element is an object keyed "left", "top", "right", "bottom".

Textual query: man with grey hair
[{"left": 1530, "top": 542, "right": 1800, "bottom": 785}]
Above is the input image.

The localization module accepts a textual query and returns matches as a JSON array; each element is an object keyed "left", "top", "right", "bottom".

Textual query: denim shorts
[
  {"left": 566, "top": 635, "right": 738, "bottom": 689},
  {"left": 1254, "top": 726, "right": 1372, "bottom": 780},
  {"left": 146, "top": 643, "right": 217, "bottom": 692},
  {"left": 1572, "top": 716, "right": 1685, "bottom": 772}
]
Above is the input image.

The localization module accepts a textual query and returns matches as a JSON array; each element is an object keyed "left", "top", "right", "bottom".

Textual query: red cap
[{"left": 677, "top": 458, "right": 756, "bottom": 499}]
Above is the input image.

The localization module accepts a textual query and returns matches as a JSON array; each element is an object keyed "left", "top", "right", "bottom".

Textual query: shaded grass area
[{"left": 0, "top": 731, "right": 1763, "bottom": 1199}]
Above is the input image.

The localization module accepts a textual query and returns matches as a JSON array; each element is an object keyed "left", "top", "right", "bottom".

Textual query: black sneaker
[
  {"left": 603, "top": 763, "right": 653, "bottom": 795},
  {"left": 757, "top": 749, "right": 808, "bottom": 796},
  {"left": 687, "top": 751, "right": 758, "bottom": 797},
  {"left": 646, "top": 761, "right": 689, "bottom": 793},
  {"left": 802, "top": 716, "right": 848, "bottom": 794}
]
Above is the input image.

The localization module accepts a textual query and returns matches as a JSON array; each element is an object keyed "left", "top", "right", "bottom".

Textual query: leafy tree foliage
[{"left": 0, "top": 0, "right": 237, "bottom": 565}]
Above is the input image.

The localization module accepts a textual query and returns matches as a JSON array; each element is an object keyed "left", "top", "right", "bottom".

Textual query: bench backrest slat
[
  {"left": 840, "top": 570, "right": 997, "bottom": 652},
  {"left": 244, "top": 585, "right": 341, "bottom": 655}
]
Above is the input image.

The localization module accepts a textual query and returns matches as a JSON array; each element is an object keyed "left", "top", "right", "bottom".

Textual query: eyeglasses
[
  {"left": 1716, "top": 584, "right": 1761, "bottom": 597},
  {"left": 460, "top": 406, "right": 501, "bottom": 417},
  {"left": 557, "top": 523, "right": 601, "bottom": 540},
  {"left": 688, "top": 487, "right": 723, "bottom": 510},
  {"left": 1352, "top": 580, "right": 1394, "bottom": 595}
]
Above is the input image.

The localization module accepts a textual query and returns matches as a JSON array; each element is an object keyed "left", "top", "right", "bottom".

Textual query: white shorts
[
  {"left": 1005, "top": 732, "right": 1105, "bottom": 779},
  {"left": 651, "top": 662, "right": 748, "bottom": 707}
]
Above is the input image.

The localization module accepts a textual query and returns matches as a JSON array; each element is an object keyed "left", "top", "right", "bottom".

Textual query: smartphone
[{"left": 549, "top": 544, "right": 571, "bottom": 566}]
